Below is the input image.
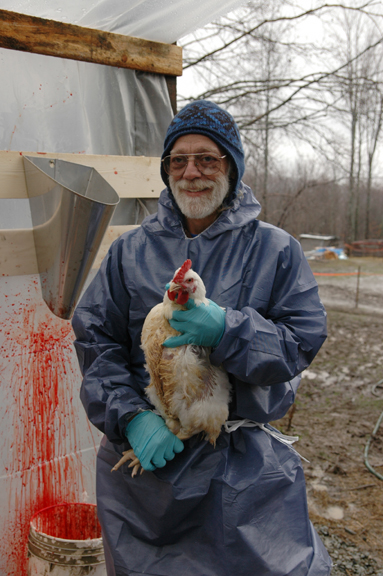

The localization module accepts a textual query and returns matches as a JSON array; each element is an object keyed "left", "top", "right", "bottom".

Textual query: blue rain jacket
[{"left": 72, "top": 184, "right": 331, "bottom": 576}]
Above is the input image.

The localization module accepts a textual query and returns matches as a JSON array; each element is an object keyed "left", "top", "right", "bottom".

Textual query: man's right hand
[{"left": 125, "top": 411, "right": 184, "bottom": 471}]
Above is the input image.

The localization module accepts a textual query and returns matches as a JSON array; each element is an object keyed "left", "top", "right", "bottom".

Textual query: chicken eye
[{"left": 186, "top": 278, "right": 193, "bottom": 283}]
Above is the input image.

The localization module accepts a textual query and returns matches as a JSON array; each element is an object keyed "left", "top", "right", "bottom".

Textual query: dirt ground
[{"left": 274, "top": 257, "right": 383, "bottom": 574}]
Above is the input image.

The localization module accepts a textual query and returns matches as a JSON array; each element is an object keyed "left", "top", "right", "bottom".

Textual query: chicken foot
[
  {"left": 111, "top": 431, "right": 193, "bottom": 477},
  {"left": 111, "top": 449, "right": 142, "bottom": 477}
]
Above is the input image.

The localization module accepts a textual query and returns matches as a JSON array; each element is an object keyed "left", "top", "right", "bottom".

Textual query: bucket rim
[{"left": 30, "top": 502, "right": 102, "bottom": 544}]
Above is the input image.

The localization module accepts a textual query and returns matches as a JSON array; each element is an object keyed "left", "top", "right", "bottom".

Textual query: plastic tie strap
[{"left": 224, "top": 419, "right": 309, "bottom": 463}]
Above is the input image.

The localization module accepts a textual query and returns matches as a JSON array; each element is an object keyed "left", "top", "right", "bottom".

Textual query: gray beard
[{"left": 169, "top": 173, "right": 230, "bottom": 220}]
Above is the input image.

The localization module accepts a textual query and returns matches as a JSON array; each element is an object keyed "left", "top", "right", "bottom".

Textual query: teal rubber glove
[
  {"left": 163, "top": 299, "right": 226, "bottom": 348},
  {"left": 125, "top": 411, "right": 184, "bottom": 471}
]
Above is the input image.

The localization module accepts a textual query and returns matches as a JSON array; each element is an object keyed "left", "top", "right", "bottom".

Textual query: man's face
[{"left": 168, "top": 134, "right": 230, "bottom": 220}]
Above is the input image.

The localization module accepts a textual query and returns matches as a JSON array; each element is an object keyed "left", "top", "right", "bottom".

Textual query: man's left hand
[{"left": 163, "top": 299, "right": 226, "bottom": 348}]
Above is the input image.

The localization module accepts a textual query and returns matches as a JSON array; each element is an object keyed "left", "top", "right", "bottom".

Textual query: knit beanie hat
[{"left": 161, "top": 100, "right": 245, "bottom": 195}]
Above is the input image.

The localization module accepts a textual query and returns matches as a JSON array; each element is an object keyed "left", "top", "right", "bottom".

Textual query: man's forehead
[{"left": 171, "top": 134, "right": 222, "bottom": 154}]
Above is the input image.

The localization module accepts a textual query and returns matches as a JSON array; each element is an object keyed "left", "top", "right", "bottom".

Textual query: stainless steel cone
[{"left": 24, "top": 156, "right": 119, "bottom": 319}]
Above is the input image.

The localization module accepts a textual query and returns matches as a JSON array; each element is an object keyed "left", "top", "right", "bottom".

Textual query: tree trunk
[
  {"left": 347, "top": 109, "right": 357, "bottom": 243},
  {"left": 364, "top": 94, "right": 383, "bottom": 239}
]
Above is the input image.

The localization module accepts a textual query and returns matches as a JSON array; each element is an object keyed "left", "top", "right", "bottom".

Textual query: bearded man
[
  {"left": 166, "top": 134, "right": 231, "bottom": 233},
  {"left": 72, "top": 100, "right": 332, "bottom": 576}
]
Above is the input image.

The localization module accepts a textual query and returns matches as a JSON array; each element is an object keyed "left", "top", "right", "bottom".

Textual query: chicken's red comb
[{"left": 173, "top": 259, "right": 192, "bottom": 284}]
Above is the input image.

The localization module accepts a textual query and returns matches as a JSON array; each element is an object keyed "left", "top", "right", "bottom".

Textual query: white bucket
[{"left": 27, "top": 503, "right": 106, "bottom": 576}]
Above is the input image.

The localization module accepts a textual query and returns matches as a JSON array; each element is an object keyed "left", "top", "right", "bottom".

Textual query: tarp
[{"left": 0, "top": 0, "right": 244, "bottom": 155}]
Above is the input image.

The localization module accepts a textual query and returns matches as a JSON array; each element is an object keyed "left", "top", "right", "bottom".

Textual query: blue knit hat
[{"left": 161, "top": 100, "right": 245, "bottom": 194}]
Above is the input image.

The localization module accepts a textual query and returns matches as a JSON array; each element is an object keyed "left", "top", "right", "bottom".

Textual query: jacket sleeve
[
  {"left": 72, "top": 240, "right": 152, "bottom": 443},
  {"left": 210, "top": 236, "right": 327, "bottom": 422}
]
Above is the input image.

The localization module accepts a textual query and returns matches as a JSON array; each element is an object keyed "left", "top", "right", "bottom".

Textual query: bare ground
[{"left": 274, "top": 258, "right": 383, "bottom": 575}]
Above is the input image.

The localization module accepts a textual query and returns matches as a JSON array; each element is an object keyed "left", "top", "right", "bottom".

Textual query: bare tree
[
  {"left": 179, "top": 0, "right": 383, "bottom": 239},
  {"left": 362, "top": 83, "right": 383, "bottom": 238},
  {"left": 323, "top": 8, "right": 383, "bottom": 241}
]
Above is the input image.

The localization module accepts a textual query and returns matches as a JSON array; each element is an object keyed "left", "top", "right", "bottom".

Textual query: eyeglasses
[{"left": 162, "top": 153, "right": 226, "bottom": 176}]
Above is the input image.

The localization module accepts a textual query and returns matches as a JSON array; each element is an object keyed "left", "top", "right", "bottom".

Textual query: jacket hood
[{"left": 141, "top": 183, "right": 262, "bottom": 239}]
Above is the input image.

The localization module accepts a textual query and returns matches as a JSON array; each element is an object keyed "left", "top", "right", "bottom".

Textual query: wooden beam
[
  {"left": 0, "top": 151, "right": 163, "bottom": 199},
  {"left": 0, "top": 9, "right": 183, "bottom": 76}
]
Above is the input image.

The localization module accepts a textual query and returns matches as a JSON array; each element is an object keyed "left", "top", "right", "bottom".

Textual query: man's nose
[{"left": 182, "top": 157, "right": 202, "bottom": 179}]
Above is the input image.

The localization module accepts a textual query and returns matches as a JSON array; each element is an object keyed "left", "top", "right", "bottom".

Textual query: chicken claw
[{"left": 111, "top": 449, "right": 143, "bottom": 477}]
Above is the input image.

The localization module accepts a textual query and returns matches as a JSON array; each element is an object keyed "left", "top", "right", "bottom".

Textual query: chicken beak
[
  {"left": 168, "top": 281, "right": 181, "bottom": 293},
  {"left": 167, "top": 281, "right": 183, "bottom": 303}
]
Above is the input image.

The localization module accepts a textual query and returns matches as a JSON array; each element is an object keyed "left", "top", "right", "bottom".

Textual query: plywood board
[
  {"left": 0, "top": 229, "right": 38, "bottom": 276},
  {"left": 92, "top": 225, "right": 139, "bottom": 269},
  {"left": 0, "top": 224, "right": 138, "bottom": 277},
  {"left": 0, "top": 9, "right": 182, "bottom": 76},
  {"left": 0, "top": 151, "right": 163, "bottom": 199}
]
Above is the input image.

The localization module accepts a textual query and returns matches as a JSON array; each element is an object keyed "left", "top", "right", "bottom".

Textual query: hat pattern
[{"left": 167, "top": 103, "right": 242, "bottom": 151}]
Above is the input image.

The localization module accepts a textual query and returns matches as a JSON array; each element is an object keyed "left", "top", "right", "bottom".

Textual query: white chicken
[{"left": 112, "top": 259, "right": 231, "bottom": 476}]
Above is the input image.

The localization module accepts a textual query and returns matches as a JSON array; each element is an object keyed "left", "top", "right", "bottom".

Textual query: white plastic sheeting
[
  {"left": 0, "top": 49, "right": 173, "bottom": 156},
  {"left": 0, "top": 273, "right": 102, "bottom": 576},
  {"left": 0, "top": 0, "right": 244, "bottom": 42}
]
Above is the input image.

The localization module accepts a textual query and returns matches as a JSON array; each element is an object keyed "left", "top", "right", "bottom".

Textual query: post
[
  {"left": 355, "top": 266, "right": 361, "bottom": 309},
  {"left": 165, "top": 76, "right": 177, "bottom": 115}
]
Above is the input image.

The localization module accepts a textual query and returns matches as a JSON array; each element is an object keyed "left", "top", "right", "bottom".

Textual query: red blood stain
[
  {"left": 0, "top": 299, "right": 94, "bottom": 575},
  {"left": 31, "top": 503, "right": 101, "bottom": 540},
  {"left": 114, "top": 171, "right": 118, "bottom": 174}
]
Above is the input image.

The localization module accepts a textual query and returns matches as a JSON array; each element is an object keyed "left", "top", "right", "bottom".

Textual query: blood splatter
[{"left": 0, "top": 289, "right": 95, "bottom": 575}]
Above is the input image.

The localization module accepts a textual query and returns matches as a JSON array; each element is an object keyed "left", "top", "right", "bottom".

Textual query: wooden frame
[
  {"left": 0, "top": 151, "right": 163, "bottom": 276},
  {"left": 0, "top": 151, "right": 163, "bottom": 199},
  {"left": 0, "top": 8, "right": 182, "bottom": 76}
]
